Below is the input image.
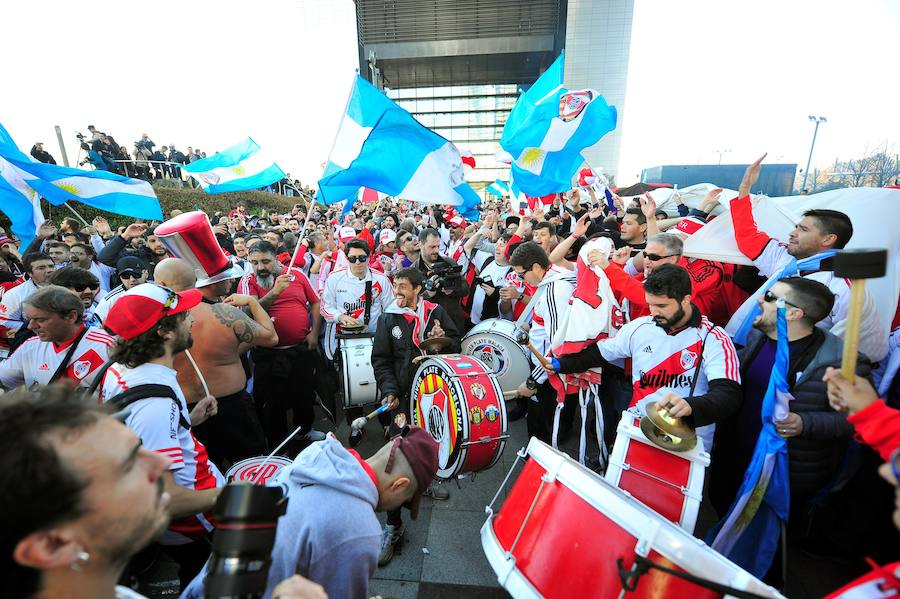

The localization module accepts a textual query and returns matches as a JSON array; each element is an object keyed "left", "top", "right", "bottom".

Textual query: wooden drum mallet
[{"left": 833, "top": 249, "right": 888, "bottom": 383}]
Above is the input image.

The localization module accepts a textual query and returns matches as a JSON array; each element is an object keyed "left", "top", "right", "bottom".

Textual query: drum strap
[
  {"left": 686, "top": 327, "right": 713, "bottom": 400},
  {"left": 618, "top": 555, "right": 771, "bottom": 599},
  {"left": 364, "top": 280, "right": 373, "bottom": 325},
  {"left": 48, "top": 326, "right": 89, "bottom": 385}
]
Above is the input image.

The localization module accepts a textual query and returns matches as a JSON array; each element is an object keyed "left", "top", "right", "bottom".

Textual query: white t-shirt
[
  {"left": 100, "top": 362, "right": 224, "bottom": 545},
  {"left": 0, "top": 325, "right": 113, "bottom": 389},
  {"left": 470, "top": 259, "right": 514, "bottom": 325}
]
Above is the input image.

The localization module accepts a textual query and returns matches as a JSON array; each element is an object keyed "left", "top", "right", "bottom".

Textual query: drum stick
[
  {"left": 525, "top": 342, "right": 550, "bottom": 369},
  {"left": 350, "top": 403, "right": 391, "bottom": 430},
  {"left": 185, "top": 350, "right": 210, "bottom": 398}
]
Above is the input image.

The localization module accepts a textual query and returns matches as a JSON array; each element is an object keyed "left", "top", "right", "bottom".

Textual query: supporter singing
[
  {"left": 97, "top": 222, "right": 168, "bottom": 277},
  {"left": 728, "top": 154, "right": 887, "bottom": 362},
  {"left": 397, "top": 229, "right": 421, "bottom": 267},
  {"left": 155, "top": 258, "right": 277, "bottom": 470},
  {"left": 0, "top": 286, "right": 113, "bottom": 390},
  {"left": 68, "top": 242, "right": 115, "bottom": 293},
  {"left": 238, "top": 241, "right": 325, "bottom": 447},
  {"left": 101, "top": 283, "right": 222, "bottom": 588},
  {"left": 371, "top": 267, "right": 458, "bottom": 565}
]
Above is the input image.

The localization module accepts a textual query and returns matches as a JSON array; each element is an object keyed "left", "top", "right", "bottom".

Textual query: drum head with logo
[
  {"left": 225, "top": 456, "right": 293, "bottom": 486},
  {"left": 410, "top": 358, "right": 468, "bottom": 479}
]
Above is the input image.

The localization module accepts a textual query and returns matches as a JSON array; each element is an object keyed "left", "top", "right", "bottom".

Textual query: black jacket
[
  {"left": 711, "top": 328, "right": 870, "bottom": 512},
  {"left": 97, "top": 235, "right": 159, "bottom": 277},
  {"left": 413, "top": 255, "right": 469, "bottom": 333},
  {"left": 371, "top": 302, "right": 461, "bottom": 402}
]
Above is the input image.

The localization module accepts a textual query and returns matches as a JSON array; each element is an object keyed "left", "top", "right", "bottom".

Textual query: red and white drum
[
  {"left": 482, "top": 439, "right": 784, "bottom": 599},
  {"left": 410, "top": 355, "right": 507, "bottom": 479},
  {"left": 604, "top": 410, "right": 710, "bottom": 533},
  {"left": 461, "top": 318, "right": 530, "bottom": 398},
  {"left": 225, "top": 456, "right": 292, "bottom": 486}
]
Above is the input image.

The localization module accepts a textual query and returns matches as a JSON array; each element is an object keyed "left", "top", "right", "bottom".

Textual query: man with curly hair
[{"left": 100, "top": 283, "right": 223, "bottom": 589}]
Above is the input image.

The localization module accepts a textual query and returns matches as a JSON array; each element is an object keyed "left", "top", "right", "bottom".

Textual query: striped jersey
[
  {"left": 0, "top": 278, "right": 39, "bottom": 333},
  {"left": 598, "top": 312, "right": 741, "bottom": 406},
  {"left": 0, "top": 325, "right": 113, "bottom": 389},
  {"left": 529, "top": 271, "right": 577, "bottom": 383},
  {"left": 100, "top": 362, "right": 224, "bottom": 545}
]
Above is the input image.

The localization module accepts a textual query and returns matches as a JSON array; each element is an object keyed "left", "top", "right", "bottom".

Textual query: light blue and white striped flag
[
  {"left": 182, "top": 138, "right": 285, "bottom": 194},
  {"left": 485, "top": 179, "right": 510, "bottom": 197},
  {"left": 318, "top": 75, "right": 481, "bottom": 221},
  {"left": 707, "top": 301, "right": 792, "bottom": 577},
  {"left": 0, "top": 122, "right": 162, "bottom": 247},
  {"left": 500, "top": 51, "right": 618, "bottom": 197}
]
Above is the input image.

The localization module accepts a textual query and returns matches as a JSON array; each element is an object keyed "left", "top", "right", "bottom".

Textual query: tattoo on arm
[{"left": 211, "top": 303, "right": 264, "bottom": 345}]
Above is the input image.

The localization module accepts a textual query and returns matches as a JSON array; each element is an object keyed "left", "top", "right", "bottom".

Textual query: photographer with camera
[{"left": 412, "top": 228, "right": 468, "bottom": 332}]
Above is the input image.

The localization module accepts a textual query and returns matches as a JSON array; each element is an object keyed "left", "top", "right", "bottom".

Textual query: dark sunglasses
[
  {"left": 346, "top": 255, "right": 369, "bottom": 264},
  {"left": 645, "top": 253, "right": 675, "bottom": 262},
  {"left": 763, "top": 290, "right": 799, "bottom": 308},
  {"left": 72, "top": 283, "right": 100, "bottom": 292},
  {"left": 119, "top": 271, "right": 140, "bottom": 279}
]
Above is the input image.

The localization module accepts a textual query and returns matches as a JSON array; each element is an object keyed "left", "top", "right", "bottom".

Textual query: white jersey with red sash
[
  {"left": 321, "top": 267, "right": 394, "bottom": 359},
  {"left": 0, "top": 325, "right": 112, "bottom": 390}
]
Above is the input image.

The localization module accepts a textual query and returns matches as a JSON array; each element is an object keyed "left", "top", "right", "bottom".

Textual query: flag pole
[
  {"left": 62, "top": 202, "right": 91, "bottom": 227},
  {"left": 288, "top": 195, "right": 320, "bottom": 270}
]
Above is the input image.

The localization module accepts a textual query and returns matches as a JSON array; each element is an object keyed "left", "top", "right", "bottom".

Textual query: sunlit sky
[{"left": 2, "top": 0, "right": 897, "bottom": 188}]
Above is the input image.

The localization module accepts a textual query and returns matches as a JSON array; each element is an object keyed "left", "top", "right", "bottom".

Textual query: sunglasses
[
  {"left": 763, "top": 290, "right": 799, "bottom": 308},
  {"left": 346, "top": 255, "right": 369, "bottom": 264},
  {"left": 119, "top": 271, "right": 141, "bottom": 279},
  {"left": 72, "top": 283, "right": 100, "bottom": 292},
  {"left": 645, "top": 253, "right": 675, "bottom": 262}
]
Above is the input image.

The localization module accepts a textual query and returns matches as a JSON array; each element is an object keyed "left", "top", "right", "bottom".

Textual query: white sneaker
[{"left": 378, "top": 523, "right": 405, "bottom": 566}]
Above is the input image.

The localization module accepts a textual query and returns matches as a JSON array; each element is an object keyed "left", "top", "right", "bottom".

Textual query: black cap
[{"left": 116, "top": 255, "right": 148, "bottom": 274}]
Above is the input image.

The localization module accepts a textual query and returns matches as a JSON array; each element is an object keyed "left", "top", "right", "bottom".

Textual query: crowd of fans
[{"left": 0, "top": 155, "right": 897, "bottom": 599}]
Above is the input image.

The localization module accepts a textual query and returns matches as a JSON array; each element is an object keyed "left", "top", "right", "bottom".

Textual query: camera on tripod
[{"left": 424, "top": 261, "right": 463, "bottom": 293}]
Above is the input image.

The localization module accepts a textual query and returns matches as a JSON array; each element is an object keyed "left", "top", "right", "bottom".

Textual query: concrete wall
[{"left": 564, "top": 0, "right": 634, "bottom": 182}]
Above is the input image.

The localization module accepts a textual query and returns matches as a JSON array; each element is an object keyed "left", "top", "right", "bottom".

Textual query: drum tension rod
[{"left": 616, "top": 555, "right": 771, "bottom": 599}]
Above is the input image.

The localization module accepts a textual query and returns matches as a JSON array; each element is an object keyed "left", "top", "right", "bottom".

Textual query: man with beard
[
  {"left": 728, "top": 154, "right": 886, "bottom": 362},
  {"left": 371, "top": 267, "right": 459, "bottom": 564},
  {"left": 97, "top": 222, "right": 168, "bottom": 278},
  {"left": 155, "top": 258, "right": 277, "bottom": 470},
  {"left": 397, "top": 230, "right": 420, "bottom": 268},
  {"left": 547, "top": 264, "right": 742, "bottom": 451},
  {"left": 413, "top": 228, "right": 469, "bottom": 332},
  {"left": 100, "top": 283, "right": 222, "bottom": 589},
  {"left": 238, "top": 241, "right": 324, "bottom": 448}
]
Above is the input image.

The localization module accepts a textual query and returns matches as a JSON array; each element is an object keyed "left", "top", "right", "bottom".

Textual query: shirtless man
[{"left": 154, "top": 258, "right": 279, "bottom": 469}]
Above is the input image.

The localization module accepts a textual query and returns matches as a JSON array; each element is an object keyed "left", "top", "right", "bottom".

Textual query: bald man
[{"left": 156, "top": 258, "right": 279, "bottom": 469}]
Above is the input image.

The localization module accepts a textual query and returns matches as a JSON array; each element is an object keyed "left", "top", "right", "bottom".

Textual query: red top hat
[{"left": 155, "top": 211, "right": 243, "bottom": 287}]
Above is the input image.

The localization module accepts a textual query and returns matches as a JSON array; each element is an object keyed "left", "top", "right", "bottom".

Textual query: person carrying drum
[{"left": 371, "top": 266, "right": 461, "bottom": 566}]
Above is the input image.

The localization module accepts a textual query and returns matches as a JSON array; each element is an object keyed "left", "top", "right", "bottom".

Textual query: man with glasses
[
  {"left": 705, "top": 277, "right": 871, "bottom": 566},
  {"left": 93, "top": 256, "right": 149, "bottom": 323},
  {"left": 0, "top": 286, "right": 113, "bottom": 390},
  {"left": 48, "top": 266, "right": 102, "bottom": 326}
]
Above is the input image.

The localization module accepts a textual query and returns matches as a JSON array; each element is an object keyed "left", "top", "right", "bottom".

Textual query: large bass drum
[
  {"left": 461, "top": 318, "right": 530, "bottom": 398},
  {"left": 410, "top": 355, "right": 507, "bottom": 479},
  {"left": 338, "top": 332, "right": 378, "bottom": 408}
]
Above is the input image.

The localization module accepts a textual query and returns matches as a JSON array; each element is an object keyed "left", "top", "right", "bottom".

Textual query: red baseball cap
[
  {"left": 387, "top": 426, "right": 439, "bottom": 520},
  {"left": 105, "top": 283, "right": 201, "bottom": 340}
]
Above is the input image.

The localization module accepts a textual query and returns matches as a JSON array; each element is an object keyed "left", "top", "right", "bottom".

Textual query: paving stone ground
[{"left": 139, "top": 402, "right": 860, "bottom": 598}]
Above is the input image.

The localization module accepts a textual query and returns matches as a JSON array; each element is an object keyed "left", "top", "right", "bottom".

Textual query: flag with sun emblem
[
  {"left": 500, "top": 51, "right": 618, "bottom": 196},
  {"left": 0, "top": 122, "right": 162, "bottom": 247},
  {"left": 182, "top": 138, "right": 285, "bottom": 194}
]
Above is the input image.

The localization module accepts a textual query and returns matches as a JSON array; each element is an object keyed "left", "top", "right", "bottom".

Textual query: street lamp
[{"left": 801, "top": 116, "right": 827, "bottom": 192}]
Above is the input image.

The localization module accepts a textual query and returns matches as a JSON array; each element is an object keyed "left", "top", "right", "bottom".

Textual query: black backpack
[{"left": 108, "top": 384, "right": 192, "bottom": 430}]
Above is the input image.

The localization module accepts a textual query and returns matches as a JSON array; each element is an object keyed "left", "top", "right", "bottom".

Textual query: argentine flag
[
  {"left": 500, "top": 51, "right": 618, "bottom": 197},
  {"left": 0, "top": 122, "right": 162, "bottom": 247},
  {"left": 318, "top": 75, "right": 481, "bottom": 221},
  {"left": 485, "top": 179, "right": 509, "bottom": 197},
  {"left": 182, "top": 138, "right": 285, "bottom": 194}
]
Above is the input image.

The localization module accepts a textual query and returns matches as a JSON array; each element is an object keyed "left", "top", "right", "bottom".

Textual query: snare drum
[
  {"left": 410, "top": 355, "right": 507, "bottom": 479},
  {"left": 338, "top": 332, "right": 378, "bottom": 408},
  {"left": 482, "top": 439, "right": 784, "bottom": 599},
  {"left": 604, "top": 411, "right": 709, "bottom": 533},
  {"left": 461, "top": 318, "right": 530, "bottom": 397},
  {"left": 225, "top": 456, "right": 292, "bottom": 486}
]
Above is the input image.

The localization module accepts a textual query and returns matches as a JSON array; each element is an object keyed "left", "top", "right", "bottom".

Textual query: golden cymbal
[
  {"left": 420, "top": 336, "right": 454, "bottom": 354},
  {"left": 640, "top": 403, "right": 697, "bottom": 453}
]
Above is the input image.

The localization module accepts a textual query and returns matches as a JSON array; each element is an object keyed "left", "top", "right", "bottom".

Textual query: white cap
[
  {"left": 337, "top": 226, "right": 357, "bottom": 243},
  {"left": 379, "top": 229, "right": 397, "bottom": 245}
]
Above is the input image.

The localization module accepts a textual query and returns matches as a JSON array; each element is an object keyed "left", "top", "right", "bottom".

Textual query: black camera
[
  {"left": 75, "top": 132, "right": 85, "bottom": 142},
  {"left": 424, "top": 261, "right": 463, "bottom": 293},
  {"left": 204, "top": 482, "right": 288, "bottom": 599}
]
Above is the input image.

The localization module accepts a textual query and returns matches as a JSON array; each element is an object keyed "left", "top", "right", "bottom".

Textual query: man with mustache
[
  {"left": 100, "top": 283, "right": 222, "bottom": 589},
  {"left": 238, "top": 241, "right": 324, "bottom": 448}
]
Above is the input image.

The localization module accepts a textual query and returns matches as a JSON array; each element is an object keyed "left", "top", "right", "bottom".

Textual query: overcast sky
[{"left": 2, "top": 0, "right": 897, "bottom": 188}]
